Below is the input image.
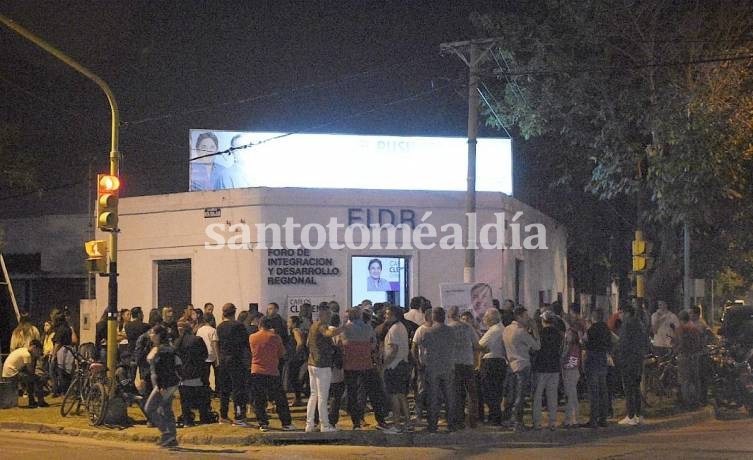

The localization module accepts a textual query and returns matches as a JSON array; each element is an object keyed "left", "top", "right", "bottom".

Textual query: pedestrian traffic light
[
  {"left": 84, "top": 239, "right": 107, "bottom": 273},
  {"left": 97, "top": 174, "right": 120, "bottom": 232}
]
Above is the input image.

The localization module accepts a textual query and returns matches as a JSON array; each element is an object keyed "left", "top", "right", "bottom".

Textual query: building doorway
[{"left": 155, "top": 259, "right": 191, "bottom": 316}]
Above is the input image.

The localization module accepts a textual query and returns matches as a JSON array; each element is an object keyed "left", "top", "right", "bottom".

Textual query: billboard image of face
[
  {"left": 440, "top": 282, "right": 494, "bottom": 326},
  {"left": 471, "top": 282, "right": 494, "bottom": 324},
  {"left": 189, "top": 130, "right": 513, "bottom": 194},
  {"left": 351, "top": 256, "right": 408, "bottom": 308}
]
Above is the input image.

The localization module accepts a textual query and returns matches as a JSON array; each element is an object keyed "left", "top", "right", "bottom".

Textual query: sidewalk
[{"left": 0, "top": 394, "right": 712, "bottom": 448}]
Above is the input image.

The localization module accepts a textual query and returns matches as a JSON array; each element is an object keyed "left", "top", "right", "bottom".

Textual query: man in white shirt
[
  {"left": 383, "top": 306, "right": 411, "bottom": 431},
  {"left": 194, "top": 310, "right": 220, "bottom": 394},
  {"left": 503, "top": 306, "right": 540, "bottom": 432},
  {"left": 651, "top": 300, "right": 679, "bottom": 356},
  {"left": 2, "top": 339, "right": 47, "bottom": 408},
  {"left": 478, "top": 309, "right": 506, "bottom": 425},
  {"left": 405, "top": 297, "right": 426, "bottom": 327}
]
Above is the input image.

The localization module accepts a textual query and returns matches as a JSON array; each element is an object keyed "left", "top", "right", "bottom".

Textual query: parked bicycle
[
  {"left": 642, "top": 349, "right": 679, "bottom": 407},
  {"left": 59, "top": 346, "right": 109, "bottom": 426}
]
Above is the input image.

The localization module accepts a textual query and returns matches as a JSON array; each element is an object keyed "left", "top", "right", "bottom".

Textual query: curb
[{"left": 0, "top": 407, "right": 713, "bottom": 448}]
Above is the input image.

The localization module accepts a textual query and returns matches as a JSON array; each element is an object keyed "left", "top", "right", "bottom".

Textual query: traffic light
[
  {"left": 84, "top": 239, "right": 107, "bottom": 273},
  {"left": 632, "top": 231, "right": 653, "bottom": 272},
  {"left": 632, "top": 238, "right": 646, "bottom": 272},
  {"left": 97, "top": 174, "right": 120, "bottom": 232}
]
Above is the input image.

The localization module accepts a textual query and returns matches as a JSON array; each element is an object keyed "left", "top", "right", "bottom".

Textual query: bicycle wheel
[
  {"left": 642, "top": 371, "right": 660, "bottom": 407},
  {"left": 60, "top": 376, "right": 82, "bottom": 417},
  {"left": 86, "top": 382, "right": 109, "bottom": 426}
]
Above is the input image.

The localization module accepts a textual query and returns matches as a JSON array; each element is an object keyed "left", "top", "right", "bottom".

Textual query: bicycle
[
  {"left": 642, "top": 350, "right": 679, "bottom": 407},
  {"left": 59, "top": 347, "right": 109, "bottom": 426}
]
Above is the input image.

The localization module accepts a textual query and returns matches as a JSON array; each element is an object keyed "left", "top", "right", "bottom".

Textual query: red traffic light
[
  {"left": 98, "top": 175, "right": 120, "bottom": 192},
  {"left": 97, "top": 174, "right": 120, "bottom": 232}
]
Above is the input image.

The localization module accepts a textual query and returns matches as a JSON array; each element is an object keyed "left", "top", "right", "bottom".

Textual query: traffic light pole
[{"left": 0, "top": 14, "right": 121, "bottom": 383}]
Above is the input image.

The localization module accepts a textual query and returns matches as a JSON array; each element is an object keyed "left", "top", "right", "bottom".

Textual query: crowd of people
[{"left": 1, "top": 296, "right": 718, "bottom": 448}]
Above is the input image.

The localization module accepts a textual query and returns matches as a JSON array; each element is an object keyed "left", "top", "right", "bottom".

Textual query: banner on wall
[
  {"left": 189, "top": 130, "right": 513, "bottom": 194},
  {"left": 285, "top": 295, "right": 335, "bottom": 320},
  {"left": 439, "top": 282, "right": 495, "bottom": 324}
]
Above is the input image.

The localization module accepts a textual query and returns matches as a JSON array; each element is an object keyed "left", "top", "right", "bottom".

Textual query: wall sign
[{"left": 266, "top": 248, "right": 341, "bottom": 285}]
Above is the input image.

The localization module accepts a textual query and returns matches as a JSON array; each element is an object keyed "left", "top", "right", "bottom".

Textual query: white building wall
[{"left": 99, "top": 187, "right": 567, "bottom": 315}]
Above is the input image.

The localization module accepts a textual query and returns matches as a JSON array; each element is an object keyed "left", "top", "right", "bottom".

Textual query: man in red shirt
[{"left": 249, "top": 317, "right": 296, "bottom": 432}]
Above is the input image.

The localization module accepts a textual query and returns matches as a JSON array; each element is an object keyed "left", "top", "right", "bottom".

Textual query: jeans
[
  {"left": 414, "top": 366, "right": 428, "bottom": 420},
  {"left": 250, "top": 373, "right": 292, "bottom": 426},
  {"left": 8, "top": 372, "right": 45, "bottom": 406},
  {"left": 218, "top": 361, "right": 247, "bottom": 420},
  {"left": 678, "top": 354, "right": 700, "bottom": 407},
  {"left": 453, "top": 363, "right": 479, "bottom": 428},
  {"left": 511, "top": 366, "right": 532, "bottom": 427},
  {"left": 562, "top": 367, "right": 581, "bottom": 425},
  {"left": 480, "top": 358, "right": 506, "bottom": 425},
  {"left": 344, "top": 368, "right": 388, "bottom": 426},
  {"left": 306, "top": 365, "right": 333, "bottom": 429},
  {"left": 622, "top": 367, "right": 642, "bottom": 418},
  {"left": 287, "top": 358, "right": 306, "bottom": 401},
  {"left": 178, "top": 384, "right": 212, "bottom": 424},
  {"left": 145, "top": 386, "right": 177, "bottom": 443},
  {"left": 328, "top": 380, "right": 346, "bottom": 426},
  {"left": 533, "top": 372, "right": 559, "bottom": 428},
  {"left": 426, "top": 371, "right": 455, "bottom": 431},
  {"left": 587, "top": 366, "right": 609, "bottom": 423}
]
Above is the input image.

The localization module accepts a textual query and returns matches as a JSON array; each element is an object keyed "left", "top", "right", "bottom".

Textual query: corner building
[{"left": 92, "top": 187, "right": 567, "bottom": 318}]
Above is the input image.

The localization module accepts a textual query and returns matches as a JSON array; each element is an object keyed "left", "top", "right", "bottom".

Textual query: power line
[
  {"left": 0, "top": 178, "right": 86, "bottom": 202},
  {"left": 494, "top": 53, "right": 753, "bottom": 77},
  {"left": 0, "top": 72, "right": 100, "bottom": 128},
  {"left": 188, "top": 77, "right": 463, "bottom": 162},
  {"left": 121, "top": 56, "right": 440, "bottom": 127},
  {"left": 478, "top": 81, "right": 511, "bottom": 139},
  {"left": 491, "top": 48, "right": 528, "bottom": 108}
]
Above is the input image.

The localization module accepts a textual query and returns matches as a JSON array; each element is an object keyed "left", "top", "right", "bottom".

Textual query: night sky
[{"left": 1, "top": 1, "right": 502, "bottom": 217}]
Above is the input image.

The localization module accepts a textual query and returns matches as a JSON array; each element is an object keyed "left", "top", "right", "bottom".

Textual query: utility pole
[
  {"left": 683, "top": 221, "right": 691, "bottom": 310},
  {"left": 441, "top": 38, "right": 499, "bottom": 284},
  {"left": 0, "top": 15, "right": 121, "bottom": 387}
]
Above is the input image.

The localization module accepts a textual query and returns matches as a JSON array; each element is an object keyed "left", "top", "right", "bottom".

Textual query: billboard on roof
[{"left": 189, "top": 130, "right": 512, "bottom": 194}]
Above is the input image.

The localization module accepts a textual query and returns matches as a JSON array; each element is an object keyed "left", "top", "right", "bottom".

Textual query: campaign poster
[
  {"left": 440, "top": 282, "right": 494, "bottom": 324},
  {"left": 351, "top": 256, "right": 408, "bottom": 308},
  {"left": 285, "top": 295, "right": 335, "bottom": 321},
  {"left": 189, "top": 130, "right": 513, "bottom": 194}
]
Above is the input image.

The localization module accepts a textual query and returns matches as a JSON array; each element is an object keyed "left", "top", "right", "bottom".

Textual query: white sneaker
[
  {"left": 305, "top": 425, "right": 319, "bottom": 433},
  {"left": 282, "top": 424, "right": 297, "bottom": 431},
  {"left": 618, "top": 416, "right": 633, "bottom": 425},
  {"left": 628, "top": 416, "right": 640, "bottom": 426},
  {"left": 320, "top": 425, "right": 338, "bottom": 433}
]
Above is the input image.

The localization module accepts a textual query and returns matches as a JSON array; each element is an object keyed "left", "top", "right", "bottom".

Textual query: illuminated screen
[
  {"left": 351, "top": 256, "right": 408, "bottom": 308},
  {"left": 189, "top": 131, "right": 512, "bottom": 194}
]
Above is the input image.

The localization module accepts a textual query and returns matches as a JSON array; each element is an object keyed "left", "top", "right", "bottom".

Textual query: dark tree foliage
[{"left": 474, "top": 0, "right": 753, "bottom": 302}]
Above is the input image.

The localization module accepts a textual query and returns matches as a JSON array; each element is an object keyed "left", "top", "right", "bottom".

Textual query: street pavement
[
  {"left": 1, "top": 417, "right": 752, "bottom": 459},
  {"left": 0, "top": 390, "right": 709, "bottom": 448}
]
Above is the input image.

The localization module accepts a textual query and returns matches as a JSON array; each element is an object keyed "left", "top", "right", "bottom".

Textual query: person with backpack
[{"left": 145, "top": 324, "right": 182, "bottom": 448}]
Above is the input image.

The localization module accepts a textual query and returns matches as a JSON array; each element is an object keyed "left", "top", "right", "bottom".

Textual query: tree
[{"left": 473, "top": 0, "right": 753, "bottom": 303}]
